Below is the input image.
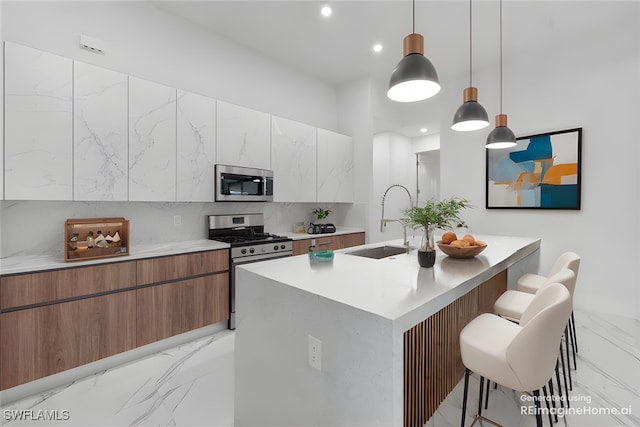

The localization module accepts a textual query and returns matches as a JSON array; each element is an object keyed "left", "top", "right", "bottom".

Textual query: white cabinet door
[
  {"left": 176, "top": 90, "right": 216, "bottom": 202},
  {"left": 216, "top": 101, "right": 271, "bottom": 170},
  {"left": 271, "top": 116, "right": 316, "bottom": 203},
  {"left": 129, "top": 77, "right": 177, "bottom": 201},
  {"left": 317, "top": 129, "right": 354, "bottom": 203},
  {"left": 74, "top": 62, "right": 128, "bottom": 201},
  {"left": 4, "top": 42, "right": 73, "bottom": 200}
]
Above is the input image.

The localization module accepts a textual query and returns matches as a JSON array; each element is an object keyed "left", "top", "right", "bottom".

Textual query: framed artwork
[{"left": 486, "top": 128, "right": 582, "bottom": 209}]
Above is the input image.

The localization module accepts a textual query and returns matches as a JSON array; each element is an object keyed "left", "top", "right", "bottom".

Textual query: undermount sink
[{"left": 346, "top": 245, "right": 407, "bottom": 259}]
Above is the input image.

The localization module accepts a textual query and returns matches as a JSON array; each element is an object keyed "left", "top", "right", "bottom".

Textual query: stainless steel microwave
[{"left": 215, "top": 165, "right": 274, "bottom": 202}]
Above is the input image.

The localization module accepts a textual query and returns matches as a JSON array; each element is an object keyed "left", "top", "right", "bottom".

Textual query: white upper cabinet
[
  {"left": 176, "top": 90, "right": 216, "bottom": 202},
  {"left": 271, "top": 116, "right": 317, "bottom": 203},
  {"left": 216, "top": 101, "right": 271, "bottom": 170},
  {"left": 128, "top": 77, "right": 177, "bottom": 202},
  {"left": 4, "top": 42, "right": 73, "bottom": 200},
  {"left": 73, "top": 62, "right": 128, "bottom": 201},
  {"left": 317, "top": 129, "right": 354, "bottom": 203}
]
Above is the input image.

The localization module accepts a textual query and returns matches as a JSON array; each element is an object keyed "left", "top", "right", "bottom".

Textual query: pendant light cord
[
  {"left": 499, "top": 0, "right": 503, "bottom": 114},
  {"left": 469, "top": 0, "right": 473, "bottom": 87},
  {"left": 412, "top": 0, "right": 416, "bottom": 33}
]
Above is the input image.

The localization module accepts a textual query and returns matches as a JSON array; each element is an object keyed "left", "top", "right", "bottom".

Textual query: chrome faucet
[{"left": 380, "top": 184, "right": 413, "bottom": 252}]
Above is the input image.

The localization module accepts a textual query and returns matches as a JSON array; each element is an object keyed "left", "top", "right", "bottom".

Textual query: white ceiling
[{"left": 151, "top": 1, "right": 633, "bottom": 136}]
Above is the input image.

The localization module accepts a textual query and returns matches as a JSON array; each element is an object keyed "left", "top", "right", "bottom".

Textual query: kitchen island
[{"left": 234, "top": 234, "right": 540, "bottom": 427}]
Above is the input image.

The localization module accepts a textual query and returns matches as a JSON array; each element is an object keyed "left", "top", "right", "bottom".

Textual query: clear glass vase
[{"left": 418, "top": 224, "right": 436, "bottom": 268}]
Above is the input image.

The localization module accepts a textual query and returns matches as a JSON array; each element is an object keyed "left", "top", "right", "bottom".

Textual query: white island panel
[
  {"left": 4, "top": 42, "right": 73, "bottom": 200},
  {"left": 235, "top": 234, "right": 540, "bottom": 427},
  {"left": 129, "top": 77, "right": 177, "bottom": 201},
  {"left": 235, "top": 272, "right": 397, "bottom": 427},
  {"left": 74, "top": 62, "right": 128, "bottom": 201}
]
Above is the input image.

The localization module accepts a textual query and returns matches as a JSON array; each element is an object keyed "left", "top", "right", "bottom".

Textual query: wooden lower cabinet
[
  {"left": 136, "top": 273, "right": 229, "bottom": 346},
  {"left": 0, "top": 291, "right": 136, "bottom": 390},
  {"left": 137, "top": 250, "right": 229, "bottom": 285},
  {"left": 0, "top": 248, "right": 230, "bottom": 390},
  {"left": 0, "top": 261, "right": 137, "bottom": 310},
  {"left": 292, "top": 232, "right": 365, "bottom": 255}
]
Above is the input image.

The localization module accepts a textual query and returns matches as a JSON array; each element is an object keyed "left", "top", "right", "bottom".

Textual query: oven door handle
[{"left": 233, "top": 252, "right": 293, "bottom": 264}]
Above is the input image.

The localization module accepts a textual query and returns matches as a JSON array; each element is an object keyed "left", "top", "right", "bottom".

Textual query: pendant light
[
  {"left": 486, "top": 0, "right": 517, "bottom": 149},
  {"left": 387, "top": 0, "right": 440, "bottom": 103},
  {"left": 451, "top": 0, "right": 489, "bottom": 131}
]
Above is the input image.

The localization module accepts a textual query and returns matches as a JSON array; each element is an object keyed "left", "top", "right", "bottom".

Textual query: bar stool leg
[
  {"left": 478, "top": 376, "right": 485, "bottom": 417},
  {"left": 461, "top": 368, "right": 470, "bottom": 427},
  {"left": 563, "top": 326, "right": 573, "bottom": 390},
  {"left": 554, "top": 360, "right": 565, "bottom": 408},
  {"left": 542, "top": 385, "right": 554, "bottom": 425},
  {"left": 548, "top": 378, "right": 559, "bottom": 422},
  {"left": 567, "top": 319, "right": 577, "bottom": 369},
  {"left": 571, "top": 311, "right": 579, "bottom": 353},
  {"left": 559, "top": 350, "right": 571, "bottom": 406},
  {"left": 484, "top": 379, "right": 491, "bottom": 410},
  {"left": 533, "top": 389, "right": 543, "bottom": 427}
]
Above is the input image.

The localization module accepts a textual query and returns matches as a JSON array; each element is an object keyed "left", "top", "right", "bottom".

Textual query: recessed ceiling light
[
  {"left": 321, "top": 5, "right": 332, "bottom": 17},
  {"left": 372, "top": 44, "right": 383, "bottom": 53},
  {"left": 420, "top": 128, "right": 428, "bottom": 133}
]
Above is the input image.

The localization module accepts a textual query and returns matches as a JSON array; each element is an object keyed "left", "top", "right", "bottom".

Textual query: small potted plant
[
  {"left": 311, "top": 207, "right": 332, "bottom": 223},
  {"left": 309, "top": 207, "right": 333, "bottom": 234},
  {"left": 403, "top": 197, "right": 472, "bottom": 267}
]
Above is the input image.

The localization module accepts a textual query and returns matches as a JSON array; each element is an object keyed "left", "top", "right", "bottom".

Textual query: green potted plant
[
  {"left": 403, "top": 197, "right": 472, "bottom": 267},
  {"left": 311, "top": 207, "right": 332, "bottom": 222}
]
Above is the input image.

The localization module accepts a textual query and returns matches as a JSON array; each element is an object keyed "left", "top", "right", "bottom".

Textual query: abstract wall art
[{"left": 486, "top": 128, "right": 582, "bottom": 209}]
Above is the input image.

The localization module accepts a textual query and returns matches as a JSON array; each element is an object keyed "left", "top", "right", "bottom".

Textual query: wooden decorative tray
[{"left": 64, "top": 217, "right": 130, "bottom": 262}]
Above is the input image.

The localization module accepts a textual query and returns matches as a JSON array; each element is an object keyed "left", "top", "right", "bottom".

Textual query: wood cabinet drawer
[
  {"left": 0, "top": 290, "right": 136, "bottom": 390},
  {"left": 0, "top": 261, "right": 137, "bottom": 310},
  {"left": 291, "top": 232, "right": 365, "bottom": 256},
  {"left": 136, "top": 273, "right": 229, "bottom": 346},
  {"left": 137, "top": 249, "right": 229, "bottom": 285}
]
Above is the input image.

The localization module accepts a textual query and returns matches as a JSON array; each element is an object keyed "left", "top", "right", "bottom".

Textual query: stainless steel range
[{"left": 208, "top": 213, "right": 292, "bottom": 329}]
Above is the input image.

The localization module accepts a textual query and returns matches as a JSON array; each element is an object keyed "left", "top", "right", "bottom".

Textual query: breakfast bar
[{"left": 233, "top": 234, "right": 540, "bottom": 427}]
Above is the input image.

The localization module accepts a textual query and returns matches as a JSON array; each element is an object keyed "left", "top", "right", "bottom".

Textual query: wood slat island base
[
  {"left": 404, "top": 270, "right": 506, "bottom": 427},
  {"left": 234, "top": 235, "right": 539, "bottom": 427}
]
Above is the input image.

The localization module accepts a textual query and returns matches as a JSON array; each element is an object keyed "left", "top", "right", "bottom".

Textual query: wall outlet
[
  {"left": 173, "top": 215, "right": 182, "bottom": 226},
  {"left": 307, "top": 334, "right": 322, "bottom": 371}
]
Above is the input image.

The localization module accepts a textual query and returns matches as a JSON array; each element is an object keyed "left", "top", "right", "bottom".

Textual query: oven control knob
[
  {"left": 274, "top": 245, "right": 279, "bottom": 251},
  {"left": 261, "top": 246, "right": 266, "bottom": 253},
  {"left": 241, "top": 248, "right": 247, "bottom": 254},
  {"left": 280, "top": 244, "right": 286, "bottom": 250},
  {"left": 249, "top": 248, "right": 255, "bottom": 254}
]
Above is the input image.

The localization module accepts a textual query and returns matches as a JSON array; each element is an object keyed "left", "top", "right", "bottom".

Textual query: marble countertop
[
  {"left": 238, "top": 234, "right": 540, "bottom": 331},
  {"left": 0, "top": 239, "right": 230, "bottom": 275},
  {"left": 278, "top": 226, "right": 365, "bottom": 240}
]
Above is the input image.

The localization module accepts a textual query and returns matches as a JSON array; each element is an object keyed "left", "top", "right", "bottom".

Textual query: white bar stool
[
  {"left": 460, "top": 283, "right": 572, "bottom": 427},
  {"left": 518, "top": 252, "right": 580, "bottom": 370}
]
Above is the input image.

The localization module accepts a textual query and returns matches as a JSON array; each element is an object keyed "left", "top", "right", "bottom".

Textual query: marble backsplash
[{"left": 0, "top": 200, "right": 353, "bottom": 259}]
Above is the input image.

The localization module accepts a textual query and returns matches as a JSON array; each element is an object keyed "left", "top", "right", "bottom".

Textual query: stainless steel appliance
[
  {"left": 215, "top": 165, "right": 274, "bottom": 202},
  {"left": 307, "top": 223, "right": 337, "bottom": 234},
  {"left": 208, "top": 213, "right": 292, "bottom": 329}
]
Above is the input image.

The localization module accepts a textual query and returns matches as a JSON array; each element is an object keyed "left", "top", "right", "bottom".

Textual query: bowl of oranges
[{"left": 436, "top": 232, "right": 487, "bottom": 258}]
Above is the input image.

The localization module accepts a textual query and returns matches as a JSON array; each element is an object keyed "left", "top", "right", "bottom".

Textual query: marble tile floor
[{"left": 1, "top": 309, "right": 638, "bottom": 427}]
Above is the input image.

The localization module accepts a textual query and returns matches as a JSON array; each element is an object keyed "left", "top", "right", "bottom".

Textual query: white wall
[
  {"left": 336, "top": 77, "right": 373, "bottom": 234},
  {"left": 432, "top": 2, "right": 640, "bottom": 318},
  {"left": 416, "top": 150, "right": 440, "bottom": 205},
  {"left": 369, "top": 132, "right": 418, "bottom": 244}
]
